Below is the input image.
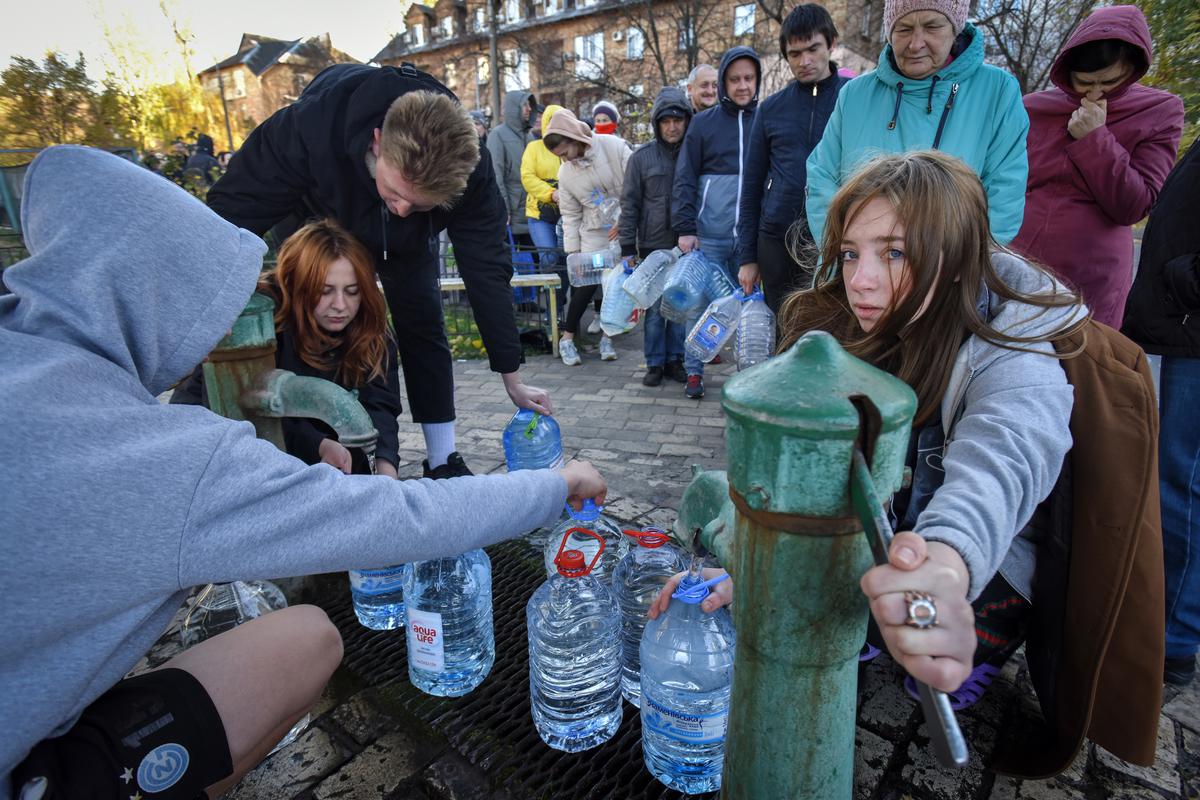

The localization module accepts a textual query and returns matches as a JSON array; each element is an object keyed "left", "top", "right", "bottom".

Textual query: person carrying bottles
[
  {"left": 171, "top": 218, "right": 404, "bottom": 480},
  {"left": 522, "top": 104, "right": 567, "bottom": 315},
  {"left": 671, "top": 46, "right": 762, "bottom": 399},
  {"left": 804, "top": 0, "right": 1029, "bottom": 249},
  {"left": 0, "top": 145, "right": 607, "bottom": 800},
  {"left": 619, "top": 86, "right": 693, "bottom": 387},
  {"left": 1011, "top": 5, "right": 1184, "bottom": 329},
  {"left": 208, "top": 63, "right": 551, "bottom": 482},
  {"left": 545, "top": 108, "right": 632, "bottom": 367},
  {"left": 736, "top": 4, "right": 849, "bottom": 310}
]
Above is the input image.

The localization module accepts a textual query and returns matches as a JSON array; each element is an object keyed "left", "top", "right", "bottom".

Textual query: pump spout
[{"left": 243, "top": 368, "right": 379, "bottom": 457}]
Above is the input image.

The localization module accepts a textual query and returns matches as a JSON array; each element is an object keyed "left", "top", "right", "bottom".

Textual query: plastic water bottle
[
  {"left": 503, "top": 409, "right": 563, "bottom": 471},
  {"left": 544, "top": 499, "right": 628, "bottom": 582},
  {"left": 527, "top": 530, "right": 623, "bottom": 751},
  {"left": 707, "top": 261, "right": 737, "bottom": 300},
  {"left": 640, "top": 566, "right": 736, "bottom": 795},
  {"left": 402, "top": 549, "right": 495, "bottom": 697},
  {"left": 348, "top": 565, "right": 407, "bottom": 630},
  {"left": 623, "top": 247, "right": 681, "bottom": 307},
  {"left": 661, "top": 251, "right": 715, "bottom": 323},
  {"left": 599, "top": 259, "right": 641, "bottom": 336},
  {"left": 735, "top": 289, "right": 775, "bottom": 370},
  {"left": 685, "top": 291, "right": 743, "bottom": 364},
  {"left": 611, "top": 528, "right": 686, "bottom": 707},
  {"left": 567, "top": 242, "right": 620, "bottom": 287}
]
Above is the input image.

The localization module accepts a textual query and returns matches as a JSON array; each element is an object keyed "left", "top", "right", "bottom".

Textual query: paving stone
[
  {"left": 657, "top": 443, "right": 715, "bottom": 458},
  {"left": 312, "top": 732, "right": 425, "bottom": 800},
  {"left": 331, "top": 690, "right": 397, "bottom": 746},
  {"left": 227, "top": 725, "right": 352, "bottom": 799},
  {"left": 901, "top": 716, "right": 994, "bottom": 799},
  {"left": 1096, "top": 714, "right": 1180, "bottom": 796},
  {"left": 857, "top": 661, "right": 918, "bottom": 740},
  {"left": 998, "top": 777, "right": 1089, "bottom": 799},
  {"left": 1164, "top": 678, "right": 1200, "bottom": 735},
  {"left": 855, "top": 726, "right": 895, "bottom": 800},
  {"left": 422, "top": 751, "right": 504, "bottom": 800},
  {"left": 1179, "top": 725, "right": 1200, "bottom": 799}
]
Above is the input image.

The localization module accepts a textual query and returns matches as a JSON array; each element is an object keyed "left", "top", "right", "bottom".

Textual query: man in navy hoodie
[
  {"left": 208, "top": 64, "right": 550, "bottom": 479},
  {"left": 671, "top": 46, "right": 761, "bottom": 398},
  {"left": 736, "top": 5, "right": 848, "bottom": 311}
]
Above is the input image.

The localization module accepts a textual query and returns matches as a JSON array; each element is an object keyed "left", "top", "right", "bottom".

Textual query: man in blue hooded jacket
[{"left": 671, "top": 46, "right": 761, "bottom": 399}]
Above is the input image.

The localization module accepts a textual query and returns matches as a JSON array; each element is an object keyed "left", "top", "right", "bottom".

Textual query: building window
[
  {"left": 477, "top": 54, "right": 490, "bottom": 84},
  {"left": 629, "top": 83, "right": 644, "bottom": 97},
  {"left": 734, "top": 4, "right": 755, "bottom": 36},
  {"left": 445, "top": 62, "right": 458, "bottom": 88},
  {"left": 232, "top": 69, "right": 246, "bottom": 98},
  {"left": 574, "top": 32, "right": 604, "bottom": 79},
  {"left": 677, "top": 22, "right": 695, "bottom": 51},
  {"left": 408, "top": 23, "right": 426, "bottom": 47},
  {"left": 502, "top": 0, "right": 520, "bottom": 23},
  {"left": 473, "top": 8, "right": 486, "bottom": 32},
  {"left": 439, "top": 16, "right": 454, "bottom": 38},
  {"left": 626, "top": 27, "right": 644, "bottom": 59},
  {"left": 544, "top": 0, "right": 560, "bottom": 14},
  {"left": 503, "top": 49, "right": 530, "bottom": 91}
]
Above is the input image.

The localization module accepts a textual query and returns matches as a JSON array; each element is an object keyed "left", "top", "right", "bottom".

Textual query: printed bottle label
[
  {"left": 643, "top": 695, "right": 728, "bottom": 744},
  {"left": 406, "top": 608, "right": 445, "bottom": 672},
  {"left": 591, "top": 252, "right": 606, "bottom": 269},
  {"left": 693, "top": 315, "right": 728, "bottom": 352},
  {"left": 349, "top": 565, "right": 405, "bottom": 596}
]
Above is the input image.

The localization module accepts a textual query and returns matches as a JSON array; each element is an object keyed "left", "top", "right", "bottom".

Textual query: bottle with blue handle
[
  {"left": 660, "top": 250, "right": 714, "bottom": 323},
  {"left": 706, "top": 260, "right": 737, "bottom": 301},
  {"left": 599, "top": 258, "right": 641, "bottom": 336},
  {"left": 503, "top": 409, "right": 563, "bottom": 471},
  {"left": 685, "top": 290, "right": 743, "bottom": 364},
  {"left": 611, "top": 528, "right": 686, "bottom": 707},
  {"left": 527, "top": 529, "right": 623, "bottom": 752},
  {"left": 640, "top": 565, "right": 736, "bottom": 795},
  {"left": 402, "top": 548, "right": 495, "bottom": 697},
  {"left": 734, "top": 289, "right": 775, "bottom": 370},
  {"left": 623, "top": 247, "right": 681, "bottom": 307},
  {"left": 543, "top": 499, "right": 628, "bottom": 582}
]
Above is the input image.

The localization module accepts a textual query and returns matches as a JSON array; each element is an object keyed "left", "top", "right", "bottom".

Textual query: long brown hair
[
  {"left": 780, "top": 151, "right": 1086, "bottom": 425},
  {"left": 262, "top": 219, "right": 391, "bottom": 388}
]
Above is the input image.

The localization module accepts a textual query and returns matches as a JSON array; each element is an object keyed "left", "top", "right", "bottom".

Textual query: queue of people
[{"left": 0, "top": 0, "right": 1194, "bottom": 796}]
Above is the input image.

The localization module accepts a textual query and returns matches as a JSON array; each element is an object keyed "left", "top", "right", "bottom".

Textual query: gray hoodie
[
  {"left": 919, "top": 252, "right": 1087, "bottom": 602},
  {"left": 0, "top": 146, "right": 566, "bottom": 789},
  {"left": 486, "top": 90, "right": 536, "bottom": 235}
]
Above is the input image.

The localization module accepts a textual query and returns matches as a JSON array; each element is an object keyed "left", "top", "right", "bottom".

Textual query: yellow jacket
[{"left": 521, "top": 104, "right": 564, "bottom": 221}]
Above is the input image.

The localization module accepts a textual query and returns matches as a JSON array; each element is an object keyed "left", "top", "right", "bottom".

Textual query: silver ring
[{"left": 904, "top": 591, "right": 938, "bottom": 629}]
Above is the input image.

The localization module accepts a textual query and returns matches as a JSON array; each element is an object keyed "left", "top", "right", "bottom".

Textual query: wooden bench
[{"left": 438, "top": 273, "right": 563, "bottom": 356}]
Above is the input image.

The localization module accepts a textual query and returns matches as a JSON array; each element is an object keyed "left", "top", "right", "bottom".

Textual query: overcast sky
[{"left": 1, "top": 0, "right": 412, "bottom": 82}]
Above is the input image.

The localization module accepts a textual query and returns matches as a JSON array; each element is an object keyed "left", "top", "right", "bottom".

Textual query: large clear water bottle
[
  {"left": 348, "top": 565, "right": 406, "bottom": 630},
  {"left": 503, "top": 409, "right": 564, "bottom": 471},
  {"left": 527, "top": 531, "right": 623, "bottom": 752},
  {"left": 611, "top": 529, "right": 686, "bottom": 707},
  {"left": 543, "top": 499, "right": 627, "bottom": 582},
  {"left": 402, "top": 549, "right": 495, "bottom": 697},
  {"left": 706, "top": 261, "right": 737, "bottom": 300},
  {"left": 599, "top": 259, "right": 641, "bottom": 336},
  {"left": 623, "top": 247, "right": 681, "bottom": 307},
  {"left": 661, "top": 251, "right": 714, "bottom": 323},
  {"left": 685, "top": 291, "right": 744, "bottom": 364},
  {"left": 180, "top": 582, "right": 310, "bottom": 753},
  {"left": 734, "top": 289, "right": 775, "bottom": 370},
  {"left": 567, "top": 242, "right": 620, "bottom": 287},
  {"left": 640, "top": 566, "right": 736, "bottom": 795}
]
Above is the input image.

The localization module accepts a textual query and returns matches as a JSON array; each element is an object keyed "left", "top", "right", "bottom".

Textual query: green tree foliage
[
  {"left": 1140, "top": 0, "right": 1200, "bottom": 151},
  {"left": 0, "top": 52, "right": 100, "bottom": 148}
]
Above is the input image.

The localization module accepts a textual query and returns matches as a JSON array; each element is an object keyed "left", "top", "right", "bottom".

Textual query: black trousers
[
  {"left": 757, "top": 232, "right": 814, "bottom": 315},
  {"left": 563, "top": 284, "right": 602, "bottom": 335}
]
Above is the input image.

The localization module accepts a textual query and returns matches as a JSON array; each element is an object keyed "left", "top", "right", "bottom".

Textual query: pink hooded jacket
[{"left": 1011, "top": 5, "right": 1184, "bottom": 328}]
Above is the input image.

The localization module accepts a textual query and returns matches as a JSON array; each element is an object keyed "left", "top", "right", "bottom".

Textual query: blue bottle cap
[
  {"left": 671, "top": 572, "right": 730, "bottom": 605},
  {"left": 565, "top": 498, "right": 601, "bottom": 522}
]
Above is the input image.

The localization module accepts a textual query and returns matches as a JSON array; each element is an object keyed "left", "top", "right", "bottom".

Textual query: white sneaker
[
  {"left": 599, "top": 336, "right": 618, "bottom": 361},
  {"left": 560, "top": 338, "right": 582, "bottom": 366},
  {"left": 587, "top": 317, "right": 602, "bottom": 335}
]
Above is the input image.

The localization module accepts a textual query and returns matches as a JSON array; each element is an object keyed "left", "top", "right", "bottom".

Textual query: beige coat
[{"left": 558, "top": 133, "right": 632, "bottom": 253}]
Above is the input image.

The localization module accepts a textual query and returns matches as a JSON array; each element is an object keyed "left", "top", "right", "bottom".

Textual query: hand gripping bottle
[
  {"left": 734, "top": 289, "right": 775, "bottom": 370},
  {"left": 623, "top": 247, "right": 682, "bottom": 307},
  {"left": 640, "top": 565, "right": 736, "bottom": 795},
  {"left": 527, "top": 530, "right": 623, "bottom": 752},
  {"left": 503, "top": 409, "right": 564, "bottom": 471},
  {"left": 402, "top": 548, "right": 495, "bottom": 697},
  {"left": 599, "top": 258, "right": 642, "bottom": 336},
  {"left": 543, "top": 499, "right": 628, "bottom": 582},
  {"left": 566, "top": 242, "right": 621, "bottom": 287},
  {"left": 611, "top": 528, "right": 686, "bottom": 706},
  {"left": 685, "top": 290, "right": 744, "bottom": 364},
  {"left": 660, "top": 250, "right": 714, "bottom": 323}
]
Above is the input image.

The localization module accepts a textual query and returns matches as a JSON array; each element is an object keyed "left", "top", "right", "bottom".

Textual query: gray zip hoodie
[
  {"left": 0, "top": 146, "right": 567, "bottom": 789},
  {"left": 920, "top": 252, "right": 1087, "bottom": 602}
]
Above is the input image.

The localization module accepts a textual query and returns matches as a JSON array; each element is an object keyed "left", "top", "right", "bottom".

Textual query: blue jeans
[
  {"left": 1162, "top": 356, "right": 1200, "bottom": 659},
  {"left": 643, "top": 299, "right": 685, "bottom": 367},
  {"left": 699, "top": 235, "right": 738, "bottom": 284},
  {"left": 528, "top": 217, "right": 565, "bottom": 309}
]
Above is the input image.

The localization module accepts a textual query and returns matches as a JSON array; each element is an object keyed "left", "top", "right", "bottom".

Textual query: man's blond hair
[{"left": 379, "top": 90, "right": 479, "bottom": 206}]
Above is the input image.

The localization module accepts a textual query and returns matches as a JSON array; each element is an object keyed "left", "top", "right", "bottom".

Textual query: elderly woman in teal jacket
[{"left": 805, "top": 0, "right": 1029, "bottom": 247}]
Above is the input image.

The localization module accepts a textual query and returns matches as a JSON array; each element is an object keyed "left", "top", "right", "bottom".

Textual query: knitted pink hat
[{"left": 884, "top": 0, "right": 970, "bottom": 36}]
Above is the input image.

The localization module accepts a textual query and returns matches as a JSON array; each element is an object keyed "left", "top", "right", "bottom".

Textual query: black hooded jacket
[
  {"left": 183, "top": 133, "right": 221, "bottom": 186},
  {"left": 207, "top": 63, "right": 520, "bottom": 374},
  {"left": 619, "top": 87, "right": 693, "bottom": 256}
]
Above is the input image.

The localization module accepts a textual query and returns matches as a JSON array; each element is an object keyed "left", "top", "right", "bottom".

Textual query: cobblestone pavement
[{"left": 151, "top": 327, "right": 1199, "bottom": 800}]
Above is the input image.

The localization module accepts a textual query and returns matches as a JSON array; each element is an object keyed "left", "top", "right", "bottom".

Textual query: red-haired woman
[{"left": 173, "top": 219, "right": 401, "bottom": 478}]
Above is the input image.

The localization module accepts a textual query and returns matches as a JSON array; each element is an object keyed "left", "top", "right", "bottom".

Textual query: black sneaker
[
  {"left": 422, "top": 451, "right": 474, "bottom": 479},
  {"left": 664, "top": 360, "right": 688, "bottom": 383},
  {"left": 643, "top": 366, "right": 664, "bottom": 386},
  {"left": 1165, "top": 655, "right": 1196, "bottom": 686}
]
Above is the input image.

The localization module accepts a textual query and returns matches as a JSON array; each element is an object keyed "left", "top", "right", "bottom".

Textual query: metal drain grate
[{"left": 323, "top": 538, "right": 717, "bottom": 800}]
